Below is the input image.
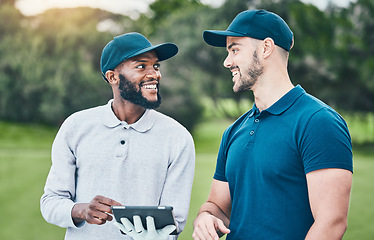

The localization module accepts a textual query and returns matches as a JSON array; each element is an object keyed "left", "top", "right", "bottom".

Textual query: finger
[
  {"left": 133, "top": 215, "right": 145, "bottom": 233},
  {"left": 192, "top": 230, "right": 202, "bottom": 240},
  {"left": 216, "top": 220, "right": 230, "bottom": 234},
  {"left": 94, "top": 195, "right": 122, "bottom": 208},
  {"left": 195, "top": 220, "right": 217, "bottom": 240},
  {"left": 120, "top": 217, "right": 136, "bottom": 236},
  {"left": 207, "top": 225, "right": 220, "bottom": 240},
  {"left": 146, "top": 216, "right": 156, "bottom": 233},
  {"left": 86, "top": 215, "right": 106, "bottom": 225},
  {"left": 192, "top": 230, "right": 201, "bottom": 240},
  {"left": 195, "top": 227, "right": 215, "bottom": 240},
  {"left": 113, "top": 221, "right": 130, "bottom": 235},
  {"left": 159, "top": 225, "right": 177, "bottom": 238},
  {"left": 106, "top": 212, "right": 114, "bottom": 222},
  {"left": 88, "top": 208, "right": 112, "bottom": 222},
  {"left": 94, "top": 196, "right": 122, "bottom": 215}
]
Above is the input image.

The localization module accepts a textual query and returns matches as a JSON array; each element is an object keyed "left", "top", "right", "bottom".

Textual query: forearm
[
  {"left": 305, "top": 216, "right": 347, "bottom": 239},
  {"left": 306, "top": 169, "right": 352, "bottom": 240}
]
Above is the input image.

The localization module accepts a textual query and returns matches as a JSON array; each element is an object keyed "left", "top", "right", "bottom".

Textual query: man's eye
[
  {"left": 232, "top": 49, "right": 238, "bottom": 54},
  {"left": 136, "top": 64, "right": 145, "bottom": 69}
]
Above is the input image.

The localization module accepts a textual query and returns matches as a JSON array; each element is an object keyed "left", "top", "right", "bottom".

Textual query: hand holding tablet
[{"left": 111, "top": 206, "right": 178, "bottom": 239}]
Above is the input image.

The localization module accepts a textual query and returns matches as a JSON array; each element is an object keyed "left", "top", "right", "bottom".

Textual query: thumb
[
  {"left": 159, "top": 224, "right": 177, "bottom": 238},
  {"left": 216, "top": 220, "right": 230, "bottom": 234}
]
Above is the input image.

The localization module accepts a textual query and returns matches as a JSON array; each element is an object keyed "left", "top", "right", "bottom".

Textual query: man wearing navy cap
[
  {"left": 193, "top": 10, "right": 352, "bottom": 240},
  {"left": 41, "top": 32, "right": 195, "bottom": 240}
]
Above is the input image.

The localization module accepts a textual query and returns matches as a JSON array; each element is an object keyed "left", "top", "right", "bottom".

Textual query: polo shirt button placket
[
  {"left": 250, "top": 118, "right": 260, "bottom": 136},
  {"left": 120, "top": 124, "right": 128, "bottom": 146},
  {"left": 116, "top": 124, "right": 128, "bottom": 158}
]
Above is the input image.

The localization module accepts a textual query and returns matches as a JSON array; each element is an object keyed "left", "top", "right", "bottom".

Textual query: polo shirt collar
[
  {"left": 101, "top": 99, "right": 156, "bottom": 132},
  {"left": 266, "top": 85, "right": 305, "bottom": 115},
  {"left": 249, "top": 85, "right": 305, "bottom": 117},
  {"left": 248, "top": 105, "right": 260, "bottom": 118}
]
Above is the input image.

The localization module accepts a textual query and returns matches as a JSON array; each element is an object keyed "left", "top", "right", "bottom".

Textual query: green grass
[
  {"left": 0, "top": 118, "right": 373, "bottom": 239},
  {"left": 0, "top": 122, "right": 65, "bottom": 240},
  {"left": 344, "top": 151, "right": 374, "bottom": 239}
]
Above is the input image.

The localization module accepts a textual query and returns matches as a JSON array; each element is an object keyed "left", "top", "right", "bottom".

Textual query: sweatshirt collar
[{"left": 102, "top": 99, "right": 156, "bottom": 132}]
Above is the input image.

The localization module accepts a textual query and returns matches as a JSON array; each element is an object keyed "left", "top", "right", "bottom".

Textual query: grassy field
[{"left": 0, "top": 118, "right": 373, "bottom": 240}]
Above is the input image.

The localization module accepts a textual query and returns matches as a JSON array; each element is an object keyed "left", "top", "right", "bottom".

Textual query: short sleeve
[
  {"left": 300, "top": 108, "right": 353, "bottom": 174},
  {"left": 213, "top": 129, "right": 230, "bottom": 182}
]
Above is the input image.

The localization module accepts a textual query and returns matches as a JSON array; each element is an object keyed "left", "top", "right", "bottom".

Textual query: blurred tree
[
  {"left": 149, "top": 0, "right": 201, "bottom": 23},
  {"left": 329, "top": 0, "right": 374, "bottom": 111},
  {"left": 0, "top": 5, "right": 130, "bottom": 124},
  {"left": 0, "top": 2, "right": 31, "bottom": 120},
  {"left": 0, "top": 0, "right": 372, "bottom": 129},
  {"left": 0, "top": 0, "right": 22, "bottom": 37},
  {"left": 137, "top": 0, "right": 202, "bottom": 36}
]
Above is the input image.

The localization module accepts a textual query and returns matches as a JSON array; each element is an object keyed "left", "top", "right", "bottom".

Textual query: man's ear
[
  {"left": 105, "top": 70, "right": 118, "bottom": 84},
  {"left": 262, "top": 37, "right": 275, "bottom": 59}
]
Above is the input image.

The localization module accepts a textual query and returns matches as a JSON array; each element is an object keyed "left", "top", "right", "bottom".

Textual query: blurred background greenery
[{"left": 0, "top": 0, "right": 373, "bottom": 239}]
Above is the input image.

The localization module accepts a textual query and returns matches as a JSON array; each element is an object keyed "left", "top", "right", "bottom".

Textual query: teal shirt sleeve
[{"left": 300, "top": 107, "right": 353, "bottom": 174}]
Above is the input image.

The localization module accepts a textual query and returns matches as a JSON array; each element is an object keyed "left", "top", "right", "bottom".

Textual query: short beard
[
  {"left": 118, "top": 74, "right": 162, "bottom": 109},
  {"left": 235, "top": 50, "right": 264, "bottom": 92}
]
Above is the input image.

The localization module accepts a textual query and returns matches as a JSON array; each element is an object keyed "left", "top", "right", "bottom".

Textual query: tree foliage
[{"left": 0, "top": 0, "right": 372, "bottom": 131}]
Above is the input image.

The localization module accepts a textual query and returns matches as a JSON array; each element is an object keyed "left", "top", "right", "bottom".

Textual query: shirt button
[
  {"left": 250, "top": 130, "right": 254, "bottom": 135},
  {"left": 254, "top": 119, "right": 260, "bottom": 123},
  {"left": 120, "top": 140, "right": 125, "bottom": 145}
]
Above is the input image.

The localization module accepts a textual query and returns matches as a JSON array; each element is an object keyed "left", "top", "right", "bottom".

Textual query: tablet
[{"left": 111, "top": 206, "right": 178, "bottom": 235}]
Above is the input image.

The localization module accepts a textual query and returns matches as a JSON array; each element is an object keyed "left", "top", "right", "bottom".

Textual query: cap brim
[
  {"left": 127, "top": 43, "right": 178, "bottom": 61},
  {"left": 203, "top": 30, "right": 246, "bottom": 47}
]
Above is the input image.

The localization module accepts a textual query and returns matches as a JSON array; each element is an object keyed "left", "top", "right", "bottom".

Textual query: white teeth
[
  {"left": 143, "top": 84, "right": 157, "bottom": 89},
  {"left": 232, "top": 71, "right": 239, "bottom": 77}
]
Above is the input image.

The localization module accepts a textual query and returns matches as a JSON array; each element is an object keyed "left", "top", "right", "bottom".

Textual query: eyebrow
[{"left": 227, "top": 42, "right": 240, "bottom": 50}]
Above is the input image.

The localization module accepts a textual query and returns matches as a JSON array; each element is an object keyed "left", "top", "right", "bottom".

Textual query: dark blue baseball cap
[
  {"left": 203, "top": 10, "right": 293, "bottom": 51},
  {"left": 100, "top": 32, "right": 178, "bottom": 81}
]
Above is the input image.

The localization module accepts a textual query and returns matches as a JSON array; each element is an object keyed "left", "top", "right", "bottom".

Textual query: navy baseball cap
[
  {"left": 100, "top": 32, "right": 178, "bottom": 81},
  {"left": 203, "top": 9, "right": 293, "bottom": 51}
]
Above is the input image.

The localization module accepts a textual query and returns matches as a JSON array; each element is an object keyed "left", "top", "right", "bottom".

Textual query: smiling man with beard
[
  {"left": 40, "top": 32, "right": 195, "bottom": 240},
  {"left": 192, "top": 10, "right": 353, "bottom": 240}
]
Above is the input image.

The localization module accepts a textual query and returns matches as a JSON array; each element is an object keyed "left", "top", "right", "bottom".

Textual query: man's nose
[
  {"left": 223, "top": 54, "right": 232, "bottom": 69},
  {"left": 146, "top": 68, "right": 161, "bottom": 80}
]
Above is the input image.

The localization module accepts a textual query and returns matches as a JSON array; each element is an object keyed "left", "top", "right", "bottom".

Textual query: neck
[
  {"left": 111, "top": 96, "right": 146, "bottom": 124},
  {"left": 252, "top": 69, "right": 294, "bottom": 112}
]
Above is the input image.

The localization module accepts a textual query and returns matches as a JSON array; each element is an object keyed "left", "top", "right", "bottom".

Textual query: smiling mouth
[
  {"left": 140, "top": 81, "right": 159, "bottom": 91},
  {"left": 232, "top": 71, "right": 239, "bottom": 77},
  {"left": 142, "top": 84, "right": 157, "bottom": 90},
  {"left": 230, "top": 66, "right": 240, "bottom": 79}
]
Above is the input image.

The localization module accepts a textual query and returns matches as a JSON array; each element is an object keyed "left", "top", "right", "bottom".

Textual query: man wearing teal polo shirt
[
  {"left": 41, "top": 33, "right": 195, "bottom": 240},
  {"left": 193, "top": 10, "right": 352, "bottom": 240}
]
